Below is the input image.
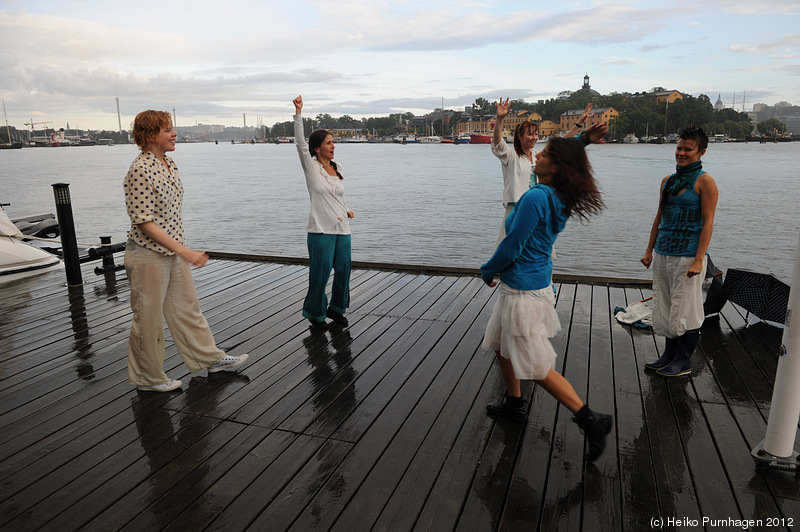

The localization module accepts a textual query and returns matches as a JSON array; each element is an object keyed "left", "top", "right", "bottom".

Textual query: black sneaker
[
  {"left": 486, "top": 393, "right": 529, "bottom": 424},
  {"left": 326, "top": 309, "right": 348, "bottom": 325},
  {"left": 308, "top": 319, "right": 329, "bottom": 330}
]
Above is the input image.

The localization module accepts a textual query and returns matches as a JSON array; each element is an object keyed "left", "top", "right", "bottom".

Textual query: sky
[{"left": 1, "top": 0, "right": 799, "bottom": 131}]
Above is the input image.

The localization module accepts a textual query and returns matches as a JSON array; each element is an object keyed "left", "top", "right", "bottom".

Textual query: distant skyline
[{"left": 1, "top": 0, "right": 799, "bottom": 130}]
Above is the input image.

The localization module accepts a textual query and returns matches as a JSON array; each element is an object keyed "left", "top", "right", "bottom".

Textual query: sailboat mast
[
  {"left": 2, "top": 99, "right": 12, "bottom": 143},
  {"left": 441, "top": 97, "right": 444, "bottom": 137}
]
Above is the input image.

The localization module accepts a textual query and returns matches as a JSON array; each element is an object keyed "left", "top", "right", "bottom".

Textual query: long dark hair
[
  {"left": 513, "top": 121, "right": 538, "bottom": 156},
  {"left": 546, "top": 136, "right": 604, "bottom": 220},
  {"left": 308, "top": 129, "right": 343, "bottom": 179}
]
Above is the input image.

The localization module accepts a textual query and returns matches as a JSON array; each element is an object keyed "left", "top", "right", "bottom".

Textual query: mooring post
[
  {"left": 752, "top": 230, "right": 800, "bottom": 470},
  {"left": 100, "top": 236, "right": 113, "bottom": 268},
  {"left": 51, "top": 183, "right": 83, "bottom": 286}
]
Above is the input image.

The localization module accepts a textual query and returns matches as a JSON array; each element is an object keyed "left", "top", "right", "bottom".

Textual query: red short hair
[{"left": 132, "top": 110, "right": 172, "bottom": 150}]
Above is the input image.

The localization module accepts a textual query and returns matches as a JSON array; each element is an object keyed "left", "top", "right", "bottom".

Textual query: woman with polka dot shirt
[{"left": 123, "top": 110, "right": 248, "bottom": 392}]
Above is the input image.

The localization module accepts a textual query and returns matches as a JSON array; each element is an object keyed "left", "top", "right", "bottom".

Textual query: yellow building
[
  {"left": 627, "top": 90, "right": 683, "bottom": 104},
  {"left": 498, "top": 109, "right": 542, "bottom": 137},
  {"left": 538, "top": 120, "right": 561, "bottom": 137},
  {"left": 560, "top": 107, "right": 619, "bottom": 132},
  {"left": 456, "top": 109, "right": 543, "bottom": 137}
]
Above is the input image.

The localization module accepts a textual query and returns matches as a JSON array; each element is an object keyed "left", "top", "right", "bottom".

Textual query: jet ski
[{"left": 0, "top": 205, "right": 62, "bottom": 283}]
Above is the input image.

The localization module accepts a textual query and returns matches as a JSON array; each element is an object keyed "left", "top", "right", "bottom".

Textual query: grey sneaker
[
  {"left": 137, "top": 379, "right": 182, "bottom": 392},
  {"left": 208, "top": 353, "right": 249, "bottom": 373}
]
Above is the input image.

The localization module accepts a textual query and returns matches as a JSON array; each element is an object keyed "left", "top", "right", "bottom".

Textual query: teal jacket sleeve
[{"left": 480, "top": 188, "right": 547, "bottom": 284}]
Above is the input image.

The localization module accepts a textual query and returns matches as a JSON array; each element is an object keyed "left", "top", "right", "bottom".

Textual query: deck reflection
[{"left": 0, "top": 259, "right": 797, "bottom": 531}]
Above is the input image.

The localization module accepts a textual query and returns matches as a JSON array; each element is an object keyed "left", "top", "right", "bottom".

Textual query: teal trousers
[{"left": 303, "top": 233, "right": 351, "bottom": 322}]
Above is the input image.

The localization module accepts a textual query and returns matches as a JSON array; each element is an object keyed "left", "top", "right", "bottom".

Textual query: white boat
[
  {"left": 420, "top": 136, "right": 441, "bottom": 144},
  {"left": 0, "top": 208, "right": 62, "bottom": 283},
  {"left": 622, "top": 133, "right": 639, "bottom": 144}
]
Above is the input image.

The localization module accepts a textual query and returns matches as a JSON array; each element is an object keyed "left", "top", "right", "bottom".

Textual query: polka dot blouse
[{"left": 123, "top": 151, "right": 185, "bottom": 255}]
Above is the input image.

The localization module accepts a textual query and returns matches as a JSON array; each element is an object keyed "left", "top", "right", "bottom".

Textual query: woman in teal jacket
[{"left": 480, "top": 124, "right": 613, "bottom": 463}]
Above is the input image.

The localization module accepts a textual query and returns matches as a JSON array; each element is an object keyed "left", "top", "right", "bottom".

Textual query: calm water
[{"left": 2, "top": 141, "right": 799, "bottom": 282}]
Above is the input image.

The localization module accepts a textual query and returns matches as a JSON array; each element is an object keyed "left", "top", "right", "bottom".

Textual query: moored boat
[
  {"left": 1, "top": 100, "right": 23, "bottom": 149},
  {"left": 393, "top": 134, "right": 419, "bottom": 144},
  {"left": 0, "top": 207, "right": 62, "bottom": 283},
  {"left": 469, "top": 133, "right": 492, "bottom": 144}
]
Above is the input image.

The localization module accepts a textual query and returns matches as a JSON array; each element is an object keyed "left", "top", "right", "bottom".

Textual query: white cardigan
[{"left": 294, "top": 115, "right": 352, "bottom": 235}]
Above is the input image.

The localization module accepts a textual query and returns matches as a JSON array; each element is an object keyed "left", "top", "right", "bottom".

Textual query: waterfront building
[
  {"left": 627, "top": 89, "right": 684, "bottom": 105},
  {"left": 537, "top": 119, "right": 561, "bottom": 137},
  {"left": 317, "top": 121, "right": 366, "bottom": 140},
  {"left": 455, "top": 109, "right": 542, "bottom": 138},
  {"left": 560, "top": 107, "right": 619, "bottom": 132}
]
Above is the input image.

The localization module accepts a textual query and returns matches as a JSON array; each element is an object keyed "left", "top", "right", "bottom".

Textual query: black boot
[
  {"left": 573, "top": 405, "right": 613, "bottom": 462},
  {"left": 656, "top": 329, "right": 699, "bottom": 377},
  {"left": 644, "top": 337, "right": 678, "bottom": 371},
  {"left": 486, "top": 392, "right": 529, "bottom": 424},
  {"left": 326, "top": 308, "right": 349, "bottom": 325}
]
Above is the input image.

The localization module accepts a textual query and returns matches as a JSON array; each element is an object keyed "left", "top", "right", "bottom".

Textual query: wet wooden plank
[
  {"left": 1, "top": 258, "right": 798, "bottom": 532},
  {"left": 327, "top": 282, "right": 494, "bottom": 529},
  {"left": 286, "top": 282, "right": 495, "bottom": 530},
  {"left": 671, "top": 379, "right": 740, "bottom": 521},
  {"left": 582, "top": 285, "right": 622, "bottom": 529},
  {"left": 537, "top": 282, "right": 591, "bottom": 531},
  {"left": 386, "top": 285, "right": 498, "bottom": 531},
  {"left": 702, "top": 402, "right": 783, "bottom": 525},
  {"left": 608, "top": 286, "right": 661, "bottom": 531}
]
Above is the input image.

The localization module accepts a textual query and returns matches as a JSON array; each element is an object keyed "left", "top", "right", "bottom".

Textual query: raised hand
[
  {"left": 586, "top": 123, "right": 609, "bottom": 144},
  {"left": 495, "top": 98, "right": 511, "bottom": 119}
]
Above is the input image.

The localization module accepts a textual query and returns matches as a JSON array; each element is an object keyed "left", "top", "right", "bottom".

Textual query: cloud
[
  {"left": 728, "top": 34, "right": 800, "bottom": 53},
  {"left": 706, "top": 0, "right": 800, "bottom": 15},
  {"left": 2, "top": 1, "right": 799, "bottom": 128}
]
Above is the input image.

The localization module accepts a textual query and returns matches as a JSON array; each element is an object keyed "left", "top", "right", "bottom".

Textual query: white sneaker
[
  {"left": 136, "top": 379, "right": 182, "bottom": 392},
  {"left": 208, "top": 353, "right": 249, "bottom": 373}
]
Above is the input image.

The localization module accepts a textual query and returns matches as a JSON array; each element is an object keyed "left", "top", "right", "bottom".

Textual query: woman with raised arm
[
  {"left": 491, "top": 99, "right": 592, "bottom": 243},
  {"left": 123, "top": 110, "right": 248, "bottom": 392},
  {"left": 293, "top": 95, "right": 354, "bottom": 330},
  {"left": 480, "top": 123, "right": 613, "bottom": 463}
]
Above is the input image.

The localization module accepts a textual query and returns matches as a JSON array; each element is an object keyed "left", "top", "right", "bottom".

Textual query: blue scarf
[{"left": 660, "top": 160, "right": 703, "bottom": 213}]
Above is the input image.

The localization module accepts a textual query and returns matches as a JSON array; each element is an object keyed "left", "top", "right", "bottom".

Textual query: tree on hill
[{"left": 758, "top": 118, "right": 786, "bottom": 135}]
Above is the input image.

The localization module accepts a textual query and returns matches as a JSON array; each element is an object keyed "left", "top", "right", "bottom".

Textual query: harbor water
[{"left": 1, "top": 140, "right": 798, "bottom": 282}]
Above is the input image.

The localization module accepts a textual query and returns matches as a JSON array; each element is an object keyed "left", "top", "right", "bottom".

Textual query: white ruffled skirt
[{"left": 482, "top": 282, "right": 561, "bottom": 380}]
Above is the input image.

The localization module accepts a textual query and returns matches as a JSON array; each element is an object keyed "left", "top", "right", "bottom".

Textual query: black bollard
[
  {"left": 100, "top": 236, "right": 114, "bottom": 272},
  {"left": 91, "top": 236, "right": 126, "bottom": 274},
  {"left": 52, "top": 183, "right": 83, "bottom": 286}
]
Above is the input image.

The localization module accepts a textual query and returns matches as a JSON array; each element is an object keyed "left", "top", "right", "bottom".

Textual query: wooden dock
[{"left": 0, "top": 258, "right": 798, "bottom": 531}]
